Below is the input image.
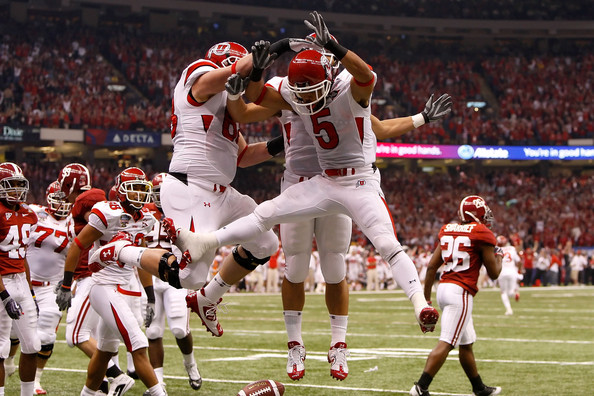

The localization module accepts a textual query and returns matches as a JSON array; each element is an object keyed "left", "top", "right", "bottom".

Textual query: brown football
[{"left": 237, "top": 379, "right": 285, "bottom": 396}]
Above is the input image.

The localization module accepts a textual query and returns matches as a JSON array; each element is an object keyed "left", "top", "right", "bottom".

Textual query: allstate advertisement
[{"left": 376, "top": 143, "right": 594, "bottom": 161}]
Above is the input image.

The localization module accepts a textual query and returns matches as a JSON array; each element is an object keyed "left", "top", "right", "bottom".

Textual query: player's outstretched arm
[
  {"left": 192, "top": 53, "right": 254, "bottom": 102},
  {"left": 424, "top": 245, "right": 443, "bottom": 301}
]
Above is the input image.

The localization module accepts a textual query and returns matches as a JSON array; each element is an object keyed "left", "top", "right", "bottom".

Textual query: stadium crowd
[{"left": 1, "top": 20, "right": 592, "bottom": 145}]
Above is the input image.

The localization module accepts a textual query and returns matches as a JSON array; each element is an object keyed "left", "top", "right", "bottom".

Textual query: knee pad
[
  {"left": 373, "top": 236, "right": 403, "bottom": 263},
  {"left": 284, "top": 253, "right": 311, "bottom": 283},
  {"left": 319, "top": 252, "right": 346, "bottom": 284},
  {"left": 233, "top": 245, "right": 269, "bottom": 271},
  {"left": 146, "top": 325, "right": 164, "bottom": 340},
  {"left": 170, "top": 327, "right": 188, "bottom": 340},
  {"left": 158, "top": 252, "right": 182, "bottom": 289},
  {"left": 37, "top": 344, "right": 54, "bottom": 360}
]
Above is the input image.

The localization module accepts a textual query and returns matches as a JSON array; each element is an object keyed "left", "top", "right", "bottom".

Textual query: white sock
[
  {"left": 154, "top": 366, "right": 164, "bottom": 384},
  {"left": 119, "top": 246, "right": 148, "bottom": 268},
  {"left": 0, "top": 386, "right": 4, "bottom": 396},
  {"left": 80, "top": 386, "right": 96, "bottom": 396},
  {"left": 329, "top": 314, "right": 348, "bottom": 346},
  {"left": 501, "top": 293, "right": 512, "bottom": 311},
  {"left": 4, "top": 356, "right": 14, "bottom": 367},
  {"left": 203, "top": 273, "right": 232, "bottom": 302},
  {"left": 21, "top": 381, "right": 35, "bottom": 396},
  {"left": 410, "top": 292, "right": 430, "bottom": 319},
  {"left": 389, "top": 251, "right": 423, "bottom": 299},
  {"left": 126, "top": 352, "right": 135, "bottom": 373},
  {"left": 35, "top": 367, "right": 43, "bottom": 385},
  {"left": 214, "top": 213, "right": 266, "bottom": 246},
  {"left": 147, "top": 383, "right": 166, "bottom": 396},
  {"left": 182, "top": 352, "right": 196, "bottom": 366},
  {"left": 283, "top": 310, "right": 303, "bottom": 345}
]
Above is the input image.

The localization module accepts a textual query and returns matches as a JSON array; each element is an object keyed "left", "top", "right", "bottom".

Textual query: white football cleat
[
  {"left": 327, "top": 342, "right": 349, "bottom": 380},
  {"left": 286, "top": 341, "right": 306, "bottom": 381},
  {"left": 107, "top": 373, "right": 135, "bottom": 396},
  {"left": 162, "top": 218, "right": 218, "bottom": 264},
  {"left": 184, "top": 361, "right": 202, "bottom": 390}
]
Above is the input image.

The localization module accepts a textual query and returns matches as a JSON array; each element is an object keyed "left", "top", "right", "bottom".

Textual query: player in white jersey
[
  {"left": 158, "top": 11, "right": 450, "bottom": 347},
  {"left": 495, "top": 236, "right": 522, "bottom": 315},
  {"left": 142, "top": 173, "right": 202, "bottom": 392},
  {"left": 73, "top": 167, "right": 165, "bottom": 396},
  {"left": 27, "top": 181, "right": 74, "bottom": 395}
]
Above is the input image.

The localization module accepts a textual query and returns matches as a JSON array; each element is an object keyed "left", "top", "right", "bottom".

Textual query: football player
[
  {"left": 55, "top": 163, "right": 134, "bottom": 395},
  {"left": 27, "top": 181, "right": 74, "bottom": 395},
  {"left": 142, "top": 173, "right": 202, "bottom": 392},
  {"left": 159, "top": 11, "right": 442, "bottom": 351},
  {"left": 74, "top": 167, "right": 165, "bottom": 396},
  {"left": 0, "top": 162, "right": 41, "bottom": 396},
  {"left": 496, "top": 235, "right": 522, "bottom": 315},
  {"left": 410, "top": 195, "right": 502, "bottom": 396}
]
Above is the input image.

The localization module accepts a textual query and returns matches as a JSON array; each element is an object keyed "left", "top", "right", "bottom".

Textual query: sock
[
  {"left": 21, "top": 381, "right": 34, "bottom": 396},
  {"left": 35, "top": 367, "right": 43, "bottom": 385},
  {"left": 126, "top": 352, "right": 135, "bottom": 373},
  {"left": 418, "top": 371, "right": 433, "bottom": 389},
  {"left": 110, "top": 354, "right": 120, "bottom": 369},
  {"left": 329, "top": 314, "right": 348, "bottom": 346},
  {"left": 4, "top": 356, "right": 14, "bottom": 367},
  {"left": 204, "top": 273, "right": 232, "bottom": 302},
  {"left": 283, "top": 310, "right": 303, "bottom": 345},
  {"left": 411, "top": 292, "right": 430, "bottom": 319},
  {"left": 119, "top": 246, "right": 148, "bottom": 268},
  {"left": 106, "top": 362, "right": 123, "bottom": 378},
  {"left": 214, "top": 213, "right": 266, "bottom": 246},
  {"left": 470, "top": 374, "right": 485, "bottom": 392},
  {"left": 99, "top": 380, "right": 109, "bottom": 394},
  {"left": 147, "top": 383, "right": 166, "bottom": 396},
  {"left": 182, "top": 352, "right": 196, "bottom": 366},
  {"left": 80, "top": 385, "right": 97, "bottom": 396},
  {"left": 389, "top": 251, "right": 423, "bottom": 299},
  {"left": 501, "top": 293, "right": 512, "bottom": 312},
  {"left": 0, "top": 386, "right": 4, "bottom": 396},
  {"left": 154, "top": 366, "right": 164, "bottom": 384}
]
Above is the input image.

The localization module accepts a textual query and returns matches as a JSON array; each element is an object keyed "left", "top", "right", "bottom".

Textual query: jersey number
[
  {"left": 440, "top": 235, "right": 471, "bottom": 272},
  {"left": 310, "top": 109, "right": 366, "bottom": 150},
  {"left": 33, "top": 225, "right": 69, "bottom": 253},
  {"left": 1, "top": 224, "right": 32, "bottom": 259}
]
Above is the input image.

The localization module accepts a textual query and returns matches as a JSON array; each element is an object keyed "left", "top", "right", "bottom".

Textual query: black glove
[
  {"left": 1, "top": 290, "right": 22, "bottom": 320},
  {"left": 225, "top": 73, "right": 250, "bottom": 101},
  {"left": 55, "top": 284, "right": 72, "bottom": 311},
  {"left": 421, "top": 93, "right": 452, "bottom": 123},
  {"left": 144, "top": 302, "right": 155, "bottom": 328},
  {"left": 250, "top": 40, "right": 276, "bottom": 82},
  {"left": 31, "top": 289, "right": 39, "bottom": 317}
]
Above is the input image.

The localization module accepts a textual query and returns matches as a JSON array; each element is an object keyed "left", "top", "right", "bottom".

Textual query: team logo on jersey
[{"left": 355, "top": 179, "right": 366, "bottom": 188}]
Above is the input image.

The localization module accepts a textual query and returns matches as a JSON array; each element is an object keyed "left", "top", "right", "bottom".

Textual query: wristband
[
  {"left": 227, "top": 92, "right": 242, "bottom": 101},
  {"left": 269, "top": 38, "right": 291, "bottom": 56},
  {"left": 74, "top": 237, "right": 84, "bottom": 250},
  {"left": 0, "top": 290, "right": 9, "bottom": 301},
  {"left": 266, "top": 135, "right": 284, "bottom": 156},
  {"left": 412, "top": 113, "right": 425, "bottom": 128},
  {"left": 144, "top": 286, "right": 155, "bottom": 304},
  {"left": 324, "top": 40, "right": 348, "bottom": 61},
  {"left": 231, "top": 61, "right": 237, "bottom": 74},
  {"left": 354, "top": 76, "right": 375, "bottom": 87},
  {"left": 62, "top": 271, "right": 74, "bottom": 288}
]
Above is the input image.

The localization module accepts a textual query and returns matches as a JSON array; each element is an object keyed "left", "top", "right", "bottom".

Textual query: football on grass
[{"left": 237, "top": 379, "right": 285, "bottom": 396}]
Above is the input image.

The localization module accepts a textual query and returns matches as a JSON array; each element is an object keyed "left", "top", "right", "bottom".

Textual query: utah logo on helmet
[
  {"left": 205, "top": 42, "right": 248, "bottom": 68},
  {"left": 0, "top": 162, "right": 29, "bottom": 205}
]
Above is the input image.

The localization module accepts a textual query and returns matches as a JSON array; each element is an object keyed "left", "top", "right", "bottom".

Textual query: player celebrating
[
  {"left": 0, "top": 162, "right": 41, "bottom": 396},
  {"left": 496, "top": 235, "right": 522, "bottom": 315},
  {"left": 74, "top": 167, "right": 165, "bottom": 396},
  {"left": 409, "top": 195, "right": 502, "bottom": 396},
  {"left": 142, "top": 173, "right": 202, "bottom": 392},
  {"left": 27, "top": 181, "right": 74, "bottom": 395}
]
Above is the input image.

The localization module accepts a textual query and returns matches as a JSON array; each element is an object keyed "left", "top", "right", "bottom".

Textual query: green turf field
[{"left": 6, "top": 286, "right": 593, "bottom": 395}]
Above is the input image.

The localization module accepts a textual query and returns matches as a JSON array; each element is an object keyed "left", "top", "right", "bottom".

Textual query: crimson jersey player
[
  {"left": 410, "top": 195, "right": 503, "bottom": 396},
  {"left": 0, "top": 162, "right": 41, "bottom": 396}
]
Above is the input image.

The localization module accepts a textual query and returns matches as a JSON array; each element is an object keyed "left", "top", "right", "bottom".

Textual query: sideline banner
[
  {"left": 0, "top": 125, "right": 41, "bottom": 142},
  {"left": 376, "top": 143, "right": 594, "bottom": 161},
  {"left": 86, "top": 129, "right": 161, "bottom": 147}
]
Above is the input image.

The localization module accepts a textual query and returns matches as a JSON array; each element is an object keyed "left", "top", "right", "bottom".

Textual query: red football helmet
[
  {"left": 108, "top": 185, "right": 117, "bottom": 201},
  {"left": 0, "top": 162, "right": 28, "bottom": 205},
  {"left": 114, "top": 167, "right": 152, "bottom": 210},
  {"left": 458, "top": 195, "right": 494, "bottom": 228},
  {"left": 287, "top": 49, "right": 334, "bottom": 115},
  {"left": 46, "top": 181, "right": 71, "bottom": 218},
  {"left": 58, "top": 163, "right": 91, "bottom": 198},
  {"left": 150, "top": 172, "right": 167, "bottom": 209},
  {"left": 305, "top": 33, "right": 341, "bottom": 77},
  {"left": 205, "top": 42, "right": 248, "bottom": 68}
]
